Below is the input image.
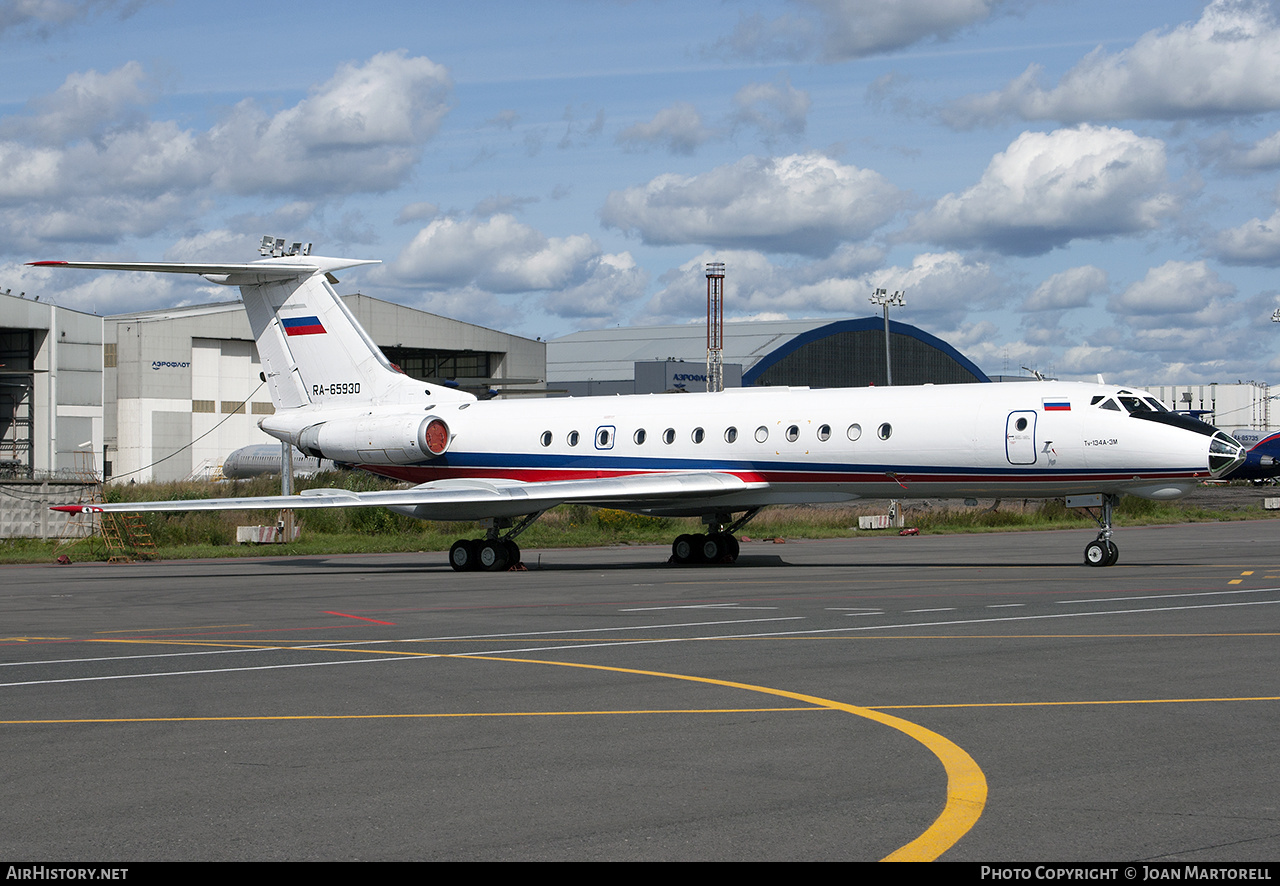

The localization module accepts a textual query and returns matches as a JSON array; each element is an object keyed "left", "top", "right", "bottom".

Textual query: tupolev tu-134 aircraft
[{"left": 37, "top": 242, "right": 1245, "bottom": 570}]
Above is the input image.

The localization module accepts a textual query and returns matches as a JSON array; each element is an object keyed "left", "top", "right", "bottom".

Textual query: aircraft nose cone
[{"left": 1209, "top": 431, "right": 1246, "bottom": 478}]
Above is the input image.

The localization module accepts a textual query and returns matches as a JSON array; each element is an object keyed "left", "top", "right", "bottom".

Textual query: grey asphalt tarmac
[{"left": 2, "top": 520, "right": 1278, "bottom": 861}]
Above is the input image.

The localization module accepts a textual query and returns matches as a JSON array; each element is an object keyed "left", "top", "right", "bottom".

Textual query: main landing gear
[
  {"left": 1081, "top": 493, "right": 1120, "bottom": 567},
  {"left": 448, "top": 512, "right": 544, "bottom": 572},
  {"left": 448, "top": 507, "right": 764, "bottom": 571},
  {"left": 670, "top": 509, "right": 760, "bottom": 566}
]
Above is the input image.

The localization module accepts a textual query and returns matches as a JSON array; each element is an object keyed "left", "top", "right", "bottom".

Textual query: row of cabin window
[{"left": 538, "top": 422, "right": 893, "bottom": 448}]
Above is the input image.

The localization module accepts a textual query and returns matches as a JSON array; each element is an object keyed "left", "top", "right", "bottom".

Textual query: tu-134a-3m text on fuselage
[{"left": 37, "top": 246, "right": 1245, "bottom": 570}]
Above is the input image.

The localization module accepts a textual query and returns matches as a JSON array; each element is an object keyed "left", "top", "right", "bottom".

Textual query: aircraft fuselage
[{"left": 261, "top": 380, "right": 1226, "bottom": 519}]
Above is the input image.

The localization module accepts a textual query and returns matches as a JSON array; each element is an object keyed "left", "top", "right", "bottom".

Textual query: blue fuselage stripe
[{"left": 397, "top": 451, "right": 1200, "bottom": 478}]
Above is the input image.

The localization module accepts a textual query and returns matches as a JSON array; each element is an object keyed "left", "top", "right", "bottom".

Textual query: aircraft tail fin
[{"left": 29, "top": 255, "right": 475, "bottom": 411}]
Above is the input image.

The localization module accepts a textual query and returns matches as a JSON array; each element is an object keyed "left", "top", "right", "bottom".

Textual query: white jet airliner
[{"left": 37, "top": 245, "right": 1245, "bottom": 570}]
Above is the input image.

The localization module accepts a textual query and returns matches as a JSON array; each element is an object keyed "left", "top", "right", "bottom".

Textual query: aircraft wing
[{"left": 53, "top": 471, "right": 766, "bottom": 521}]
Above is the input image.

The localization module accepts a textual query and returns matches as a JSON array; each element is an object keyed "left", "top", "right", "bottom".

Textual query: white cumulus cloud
[
  {"left": 0, "top": 52, "right": 452, "bottom": 250},
  {"left": 543, "top": 252, "right": 650, "bottom": 324},
  {"left": 1199, "top": 129, "right": 1280, "bottom": 172},
  {"left": 946, "top": 0, "right": 1280, "bottom": 126},
  {"left": 908, "top": 125, "right": 1176, "bottom": 255},
  {"left": 1211, "top": 210, "right": 1280, "bottom": 265},
  {"left": 208, "top": 50, "right": 452, "bottom": 195},
  {"left": 1021, "top": 265, "right": 1108, "bottom": 311},
  {"left": 387, "top": 214, "right": 647, "bottom": 324},
  {"left": 2, "top": 61, "right": 154, "bottom": 143},
  {"left": 1108, "top": 260, "right": 1236, "bottom": 318},
  {"left": 390, "top": 214, "right": 596, "bottom": 291},
  {"left": 602, "top": 153, "right": 901, "bottom": 256},
  {"left": 864, "top": 251, "right": 1009, "bottom": 323}
]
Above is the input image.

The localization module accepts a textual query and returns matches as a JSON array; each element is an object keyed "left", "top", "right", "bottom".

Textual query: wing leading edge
[{"left": 53, "top": 471, "right": 767, "bottom": 522}]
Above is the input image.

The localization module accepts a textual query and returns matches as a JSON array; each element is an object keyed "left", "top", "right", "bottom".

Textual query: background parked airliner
[
  {"left": 1225, "top": 429, "right": 1280, "bottom": 484},
  {"left": 221, "top": 444, "right": 332, "bottom": 480},
  {"left": 38, "top": 246, "right": 1245, "bottom": 569}
]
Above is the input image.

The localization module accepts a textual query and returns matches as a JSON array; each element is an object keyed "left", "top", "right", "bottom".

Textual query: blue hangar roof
[{"left": 547, "top": 317, "right": 989, "bottom": 387}]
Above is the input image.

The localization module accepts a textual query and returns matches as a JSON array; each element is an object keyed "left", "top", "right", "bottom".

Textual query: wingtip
[
  {"left": 27, "top": 261, "right": 67, "bottom": 266},
  {"left": 50, "top": 504, "right": 100, "bottom": 513}
]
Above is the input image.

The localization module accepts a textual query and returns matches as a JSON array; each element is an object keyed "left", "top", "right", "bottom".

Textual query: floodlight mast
[
  {"left": 706, "top": 262, "right": 725, "bottom": 393},
  {"left": 870, "top": 287, "right": 905, "bottom": 386}
]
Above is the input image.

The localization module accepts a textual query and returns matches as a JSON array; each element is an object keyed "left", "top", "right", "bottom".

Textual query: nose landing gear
[
  {"left": 1084, "top": 537, "right": 1119, "bottom": 567},
  {"left": 1077, "top": 493, "right": 1120, "bottom": 567}
]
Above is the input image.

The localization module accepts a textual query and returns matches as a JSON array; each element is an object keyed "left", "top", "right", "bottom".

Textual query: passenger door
[{"left": 1005, "top": 411, "right": 1037, "bottom": 465}]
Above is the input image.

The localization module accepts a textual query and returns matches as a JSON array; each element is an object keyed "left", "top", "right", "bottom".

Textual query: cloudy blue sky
[{"left": 4, "top": 0, "right": 1280, "bottom": 385}]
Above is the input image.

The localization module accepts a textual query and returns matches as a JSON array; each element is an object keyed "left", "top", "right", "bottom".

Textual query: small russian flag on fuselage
[
  {"left": 282, "top": 315, "right": 326, "bottom": 336},
  {"left": 1042, "top": 399, "right": 1071, "bottom": 411}
]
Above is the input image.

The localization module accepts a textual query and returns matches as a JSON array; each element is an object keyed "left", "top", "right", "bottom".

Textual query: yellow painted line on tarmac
[
  {"left": 435, "top": 652, "right": 985, "bottom": 863},
  {"left": 14, "top": 639, "right": 986, "bottom": 862},
  {"left": 874, "top": 695, "right": 1280, "bottom": 710}
]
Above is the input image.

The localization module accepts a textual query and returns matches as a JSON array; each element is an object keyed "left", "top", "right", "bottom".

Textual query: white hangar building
[
  {"left": 0, "top": 291, "right": 105, "bottom": 538},
  {"left": 105, "top": 294, "right": 545, "bottom": 482},
  {"left": 0, "top": 289, "right": 105, "bottom": 477}
]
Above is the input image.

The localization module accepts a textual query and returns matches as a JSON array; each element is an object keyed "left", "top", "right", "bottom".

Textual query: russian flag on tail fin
[{"left": 282, "top": 315, "right": 326, "bottom": 336}]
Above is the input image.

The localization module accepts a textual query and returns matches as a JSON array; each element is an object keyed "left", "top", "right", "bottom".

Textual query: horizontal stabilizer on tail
[
  {"left": 31, "top": 253, "right": 472, "bottom": 410},
  {"left": 28, "top": 257, "right": 379, "bottom": 282}
]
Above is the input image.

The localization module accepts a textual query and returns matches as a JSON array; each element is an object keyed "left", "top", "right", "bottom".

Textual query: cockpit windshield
[
  {"left": 1117, "top": 395, "right": 1156, "bottom": 414},
  {"left": 1092, "top": 391, "right": 1171, "bottom": 415}
]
